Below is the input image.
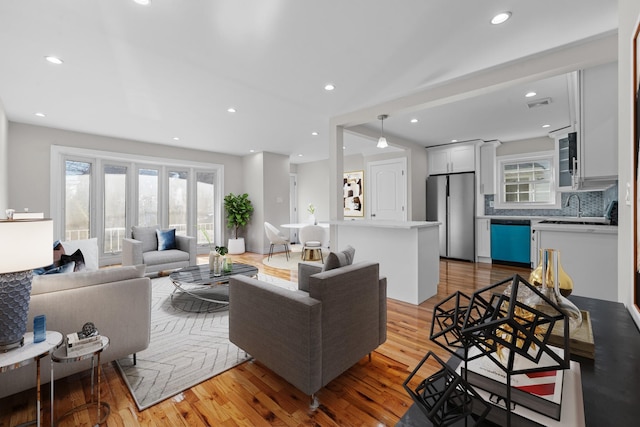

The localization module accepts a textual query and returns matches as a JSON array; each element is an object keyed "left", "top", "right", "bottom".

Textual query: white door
[
  {"left": 368, "top": 158, "right": 407, "bottom": 221},
  {"left": 289, "top": 174, "right": 298, "bottom": 243}
]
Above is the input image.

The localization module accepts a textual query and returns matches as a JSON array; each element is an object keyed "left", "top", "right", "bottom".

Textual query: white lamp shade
[
  {"left": 0, "top": 219, "right": 53, "bottom": 273},
  {"left": 377, "top": 137, "right": 388, "bottom": 148}
]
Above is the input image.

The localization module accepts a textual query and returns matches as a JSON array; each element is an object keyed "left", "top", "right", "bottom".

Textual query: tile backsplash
[{"left": 484, "top": 184, "right": 618, "bottom": 217}]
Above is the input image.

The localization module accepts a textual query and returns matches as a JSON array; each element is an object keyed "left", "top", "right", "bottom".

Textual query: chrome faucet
[{"left": 565, "top": 194, "right": 582, "bottom": 217}]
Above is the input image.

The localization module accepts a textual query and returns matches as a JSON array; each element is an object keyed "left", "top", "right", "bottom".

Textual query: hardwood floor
[{"left": 0, "top": 251, "right": 531, "bottom": 427}]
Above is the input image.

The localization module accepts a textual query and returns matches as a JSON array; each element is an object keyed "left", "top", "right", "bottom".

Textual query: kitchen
[{"left": 426, "top": 61, "right": 619, "bottom": 302}]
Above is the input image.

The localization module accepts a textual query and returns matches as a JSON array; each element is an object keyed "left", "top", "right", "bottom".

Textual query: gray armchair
[
  {"left": 228, "top": 261, "right": 387, "bottom": 402},
  {"left": 122, "top": 225, "right": 196, "bottom": 276}
]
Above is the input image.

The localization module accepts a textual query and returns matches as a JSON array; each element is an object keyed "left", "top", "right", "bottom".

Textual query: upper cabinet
[
  {"left": 427, "top": 142, "right": 476, "bottom": 175},
  {"left": 555, "top": 62, "right": 618, "bottom": 191},
  {"left": 580, "top": 62, "right": 618, "bottom": 182},
  {"left": 479, "top": 141, "right": 500, "bottom": 194}
]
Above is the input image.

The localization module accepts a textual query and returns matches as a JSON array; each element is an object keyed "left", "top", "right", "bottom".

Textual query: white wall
[
  {"left": 242, "top": 153, "right": 264, "bottom": 253},
  {"left": 497, "top": 136, "right": 554, "bottom": 156},
  {"left": 618, "top": 0, "right": 640, "bottom": 328},
  {"left": 7, "top": 122, "right": 244, "bottom": 240},
  {"left": 296, "top": 159, "right": 331, "bottom": 223},
  {"left": 0, "top": 98, "right": 7, "bottom": 215}
]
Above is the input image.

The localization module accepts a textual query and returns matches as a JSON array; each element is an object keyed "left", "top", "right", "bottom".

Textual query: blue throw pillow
[{"left": 157, "top": 229, "right": 177, "bottom": 251}]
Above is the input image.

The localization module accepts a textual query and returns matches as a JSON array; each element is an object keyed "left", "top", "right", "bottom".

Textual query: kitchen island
[{"left": 331, "top": 220, "right": 440, "bottom": 304}]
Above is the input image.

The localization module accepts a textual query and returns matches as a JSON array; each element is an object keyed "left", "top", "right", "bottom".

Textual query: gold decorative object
[
  {"left": 530, "top": 248, "right": 573, "bottom": 297},
  {"left": 529, "top": 248, "right": 582, "bottom": 332}
]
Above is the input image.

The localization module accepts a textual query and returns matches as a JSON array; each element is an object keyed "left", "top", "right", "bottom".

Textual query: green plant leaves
[{"left": 224, "top": 192, "right": 254, "bottom": 239}]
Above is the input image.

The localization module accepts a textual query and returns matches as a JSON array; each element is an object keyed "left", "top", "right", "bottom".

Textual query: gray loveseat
[
  {"left": 228, "top": 261, "right": 387, "bottom": 399},
  {"left": 0, "top": 265, "right": 152, "bottom": 399},
  {"left": 122, "top": 225, "right": 196, "bottom": 276}
]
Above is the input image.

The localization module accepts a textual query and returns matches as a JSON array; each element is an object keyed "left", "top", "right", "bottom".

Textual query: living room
[{"left": 2, "top": 1, "right": 640, "bottom": 426}]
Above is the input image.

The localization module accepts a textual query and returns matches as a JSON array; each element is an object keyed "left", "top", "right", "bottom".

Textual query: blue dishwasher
[{"left": 490, "top": 219, "right": 531, "bottom": 266}]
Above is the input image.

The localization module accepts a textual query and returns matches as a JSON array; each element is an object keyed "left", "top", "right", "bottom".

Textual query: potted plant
[{"left": 224, "top": 192, "right": 254, "bottom": 254}]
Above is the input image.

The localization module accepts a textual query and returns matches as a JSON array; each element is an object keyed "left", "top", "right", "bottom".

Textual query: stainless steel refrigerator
[{"left": 426, "top": 172, "right": 475, "bottom": 261}]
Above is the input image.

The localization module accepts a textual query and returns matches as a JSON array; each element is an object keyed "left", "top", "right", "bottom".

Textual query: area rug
[
  {"left": 115, "top": 273, "right": 296, "bottom": 410},
  {"left": 262, "top": 244, "right": 329, "bottom": 271}
]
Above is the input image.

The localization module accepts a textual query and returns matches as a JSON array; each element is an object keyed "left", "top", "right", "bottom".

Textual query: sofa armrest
[
  {"left": 297, "top": 262, "right": 323, "bottom": 292},
  {"left": 175, "top": 235, "right": 197, "bottom": 266},
  {"left": 229, "top": 275, "right": 322, "bottom": 395},
  {"left": 122, "top": 238, "right": 143, "bottom": 266}
]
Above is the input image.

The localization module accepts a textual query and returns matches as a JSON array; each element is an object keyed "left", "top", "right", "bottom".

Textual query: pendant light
[{"left": 377, "top": 114, "right": 389, "bottom": 148}]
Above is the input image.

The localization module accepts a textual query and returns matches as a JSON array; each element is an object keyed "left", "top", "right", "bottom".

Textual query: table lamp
[{"left": 0, "top": 218, "right": 53, "bottom": 351}]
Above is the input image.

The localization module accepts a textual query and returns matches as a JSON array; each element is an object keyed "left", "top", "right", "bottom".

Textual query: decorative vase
[
  {"left": 223, "top": 257, "right": 233, "bottom": 273},
  {"left": 209, "top": 252, "right": 222, "bottom": 276},
  {"left": 308, "top": 214, "right": 316, "bottom": 225},
  {"left": 530, "top": 248, "right": 574, "bottom": 297},
  {"left": 529, "top": 248, "right": 582, "bottom": 332}
]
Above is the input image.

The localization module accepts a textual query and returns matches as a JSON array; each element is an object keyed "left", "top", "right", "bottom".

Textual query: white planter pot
[{"left": 227, "top": 238, "right": 245, "bottom": 254}]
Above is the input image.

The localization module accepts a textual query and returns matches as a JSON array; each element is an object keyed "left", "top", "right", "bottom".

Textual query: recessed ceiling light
[
  {"left": 491, "top": 12, "right": 511, "bottom": 25},
  {"left": 249, "top": 149, "right": 255, "bottom": 153},
  {"left": 172, "top": 137, "right": 180, "bottom": 141},
  {"left": 298, "top": 154, "right": 303, "bottom": 157},
  {"left": 451, "top": 139, "right": 458, "bottom": 143},
  {"left": 542, "top": 124, "right": 551, "bottom": 128},
  {"left": 133, "top": 0, "right": 151, "bottom": 5},
  {"left": 324, "top": 83, "right": 335, "bottom": 91},
  {"left": 343, "top": 146, "right": 346, "bottom": 150},
  {"left": 34, "top": 112, "right": 46, "bottom": 117},
  {"left": 525, "top": 91, "right": 537, "bottom": 98},
  {"left": 311, "top": 131, "right": 319, "bottom": 136},
  {"left": 227, "top": 107, "right": 236, "bottom": 113},
  {"left": 410, "top": 118, "right": 419, "bottom": 123},
  {"left": 45, "top": 56, "right": 63, "bottom": 65}
]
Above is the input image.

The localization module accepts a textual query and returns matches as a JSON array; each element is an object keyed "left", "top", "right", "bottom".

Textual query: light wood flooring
[{"left": 0, "top": 250, "right": 530, "bottom": 427}]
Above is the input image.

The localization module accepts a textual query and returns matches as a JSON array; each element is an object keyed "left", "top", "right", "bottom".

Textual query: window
[
  {"left": 64, "top": 160, "right": 92, "bottom": 241},
  {"left": 495, "top": 152, "right": 559, "bottom": 209},
  {"left": 52, "top": 146, "right": 224, "bottom": 266}
]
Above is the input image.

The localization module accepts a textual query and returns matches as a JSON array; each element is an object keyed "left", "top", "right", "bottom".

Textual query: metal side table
[
  {"left": 51, "top": 335, "right": 110, "bottom": 426},
  {"left": 0, "top": 331, "right": 63, "bottom": 427}
]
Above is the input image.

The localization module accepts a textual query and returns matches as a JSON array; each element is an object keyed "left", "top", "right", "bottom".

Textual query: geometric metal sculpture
[{"left": 402, "top": 351, "right": 490, "bottom": 427}]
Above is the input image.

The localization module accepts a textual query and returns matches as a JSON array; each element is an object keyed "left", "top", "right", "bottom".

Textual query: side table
[
  {"left": 0, "top": 331, "right": 63, "bottom": 427},
  {"left": 51, "top": 336, "right": 110, "bottom": 426}
]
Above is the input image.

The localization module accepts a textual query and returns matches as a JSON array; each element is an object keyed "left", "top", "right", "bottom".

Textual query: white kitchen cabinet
[
  {"left": 534, "top": 226, "right": 617, "bottom": 301},
  {"left": 479, "top": 141, "right": 500, "bottom": 194},
  {"left": 554, "top": 63, "right": 618, "bottom": 191},
  {"left": 580, "top": 61, "right": 618, "bottom": 181},
  {"left": 427, "top": 142, "right": 475, "bottom": 175},
  {"left": 476, "top": 218, "right": 491, "bottom": 261}
]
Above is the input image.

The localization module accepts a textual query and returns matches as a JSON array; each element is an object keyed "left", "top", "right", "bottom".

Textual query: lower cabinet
[
  {"left": 476, "top": 218, "right": 491, "bottom": 262},
  {"left": 535, "top": 229, "right": 617, "bottom": 302}
]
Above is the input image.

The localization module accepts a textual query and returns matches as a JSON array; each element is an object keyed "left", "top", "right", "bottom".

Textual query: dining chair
[{"left": 264, "top": 222, "right": 290, "bottom": 260}]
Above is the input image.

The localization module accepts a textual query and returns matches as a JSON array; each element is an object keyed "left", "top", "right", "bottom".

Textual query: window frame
[
  {"left": 494, "top": 151, "right": 561, "bottom": 209},
  {"left": 51, "top": 145, "right": 224, "bottom": 266}
]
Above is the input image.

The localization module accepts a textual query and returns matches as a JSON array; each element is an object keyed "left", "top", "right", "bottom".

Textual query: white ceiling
[{"left": 0, "top": 1, "right": 618, "bottom": 164}]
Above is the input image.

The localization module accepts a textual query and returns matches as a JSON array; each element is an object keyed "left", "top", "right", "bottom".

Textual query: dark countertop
[{"left": 397, "top": 296, "right": 640, "bottom": 427}]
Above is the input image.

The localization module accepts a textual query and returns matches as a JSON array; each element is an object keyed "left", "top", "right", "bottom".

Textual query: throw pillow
[
  {"left": 157, "top": 228, "right": 177, "bottom": 251},
  {"left": 322, "top": 245, "right": 355, "bottom": 271},
  {"left": 53, "top": 240, "right": 65, "bottom": 264},
  {"left": 41, "top": 261, "right": 75, "bottom": 275},
  {"left": 132, "top": 225, "right": 159, "bottom": 252},
  {"left": 60, "top": 249, "right": 85, "bottom": 272}
]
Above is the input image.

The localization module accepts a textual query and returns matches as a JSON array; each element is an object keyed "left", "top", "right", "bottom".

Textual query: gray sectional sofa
[
  {"left": 228, "top": 261, "right": 387, "bottom": 399},
  {"left": 0, "top": 265, "right": 152, "bottom": 399}
]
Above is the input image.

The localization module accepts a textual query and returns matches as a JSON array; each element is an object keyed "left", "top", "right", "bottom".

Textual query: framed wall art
[{"left": 343, "top": 171, "right": 364, "bottom": 217}]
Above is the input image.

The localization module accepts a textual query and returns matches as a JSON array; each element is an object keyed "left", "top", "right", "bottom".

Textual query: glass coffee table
[{"left": 169, "top": 263, "right": 259, "bottom": 312}]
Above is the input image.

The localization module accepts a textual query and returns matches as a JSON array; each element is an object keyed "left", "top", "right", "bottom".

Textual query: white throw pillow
[{"left": 62, "top": 238, "right": 99, "bottom": 270}]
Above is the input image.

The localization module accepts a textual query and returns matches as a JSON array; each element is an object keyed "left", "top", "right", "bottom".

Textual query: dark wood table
[
  {"left": 397, "top": 296, "right": 640, "bottom": 426},
  {"left": 169, "top": 263, "right": 258, "bottom": 312}
]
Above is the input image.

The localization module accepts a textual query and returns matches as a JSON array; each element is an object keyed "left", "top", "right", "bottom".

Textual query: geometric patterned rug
[{"left": 115, "top": 275, "right": 251, "bottom": 410}]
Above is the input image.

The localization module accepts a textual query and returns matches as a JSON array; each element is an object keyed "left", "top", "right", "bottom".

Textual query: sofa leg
[
  {"left": 368, "top": 352, "right": 372, "bottom": 362},
  {"left": 133, "top": 353, "right": 137, "bottom": 365},
  {"left": 309, "top": 393, "right": 319, "bottom": 410}
]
